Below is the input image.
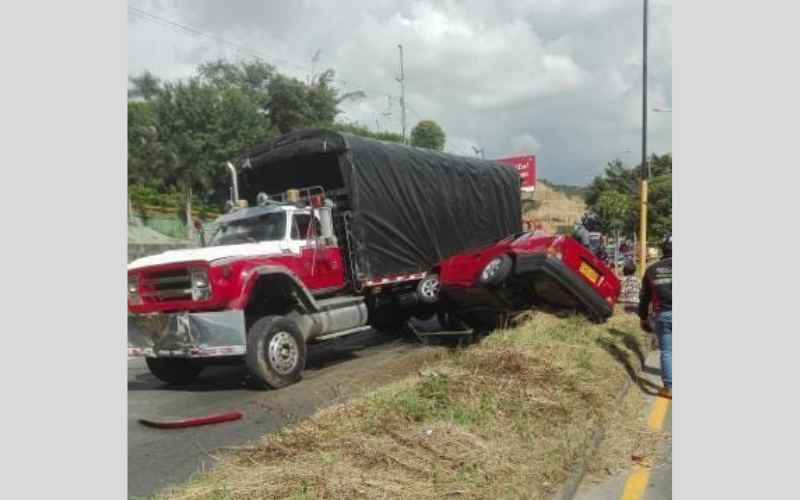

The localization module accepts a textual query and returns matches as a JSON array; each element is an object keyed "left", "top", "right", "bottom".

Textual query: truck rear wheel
[
  {"left": 246, "top": 315, "right": 306, "bottom": 389},
  {"left": 145, "top": 357, "right": 203, "bottom": 384}
]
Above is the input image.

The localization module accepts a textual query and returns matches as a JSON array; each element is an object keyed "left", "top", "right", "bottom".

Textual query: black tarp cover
[{"left": 241, "top": 129, "right": 522, "bottom": 281}]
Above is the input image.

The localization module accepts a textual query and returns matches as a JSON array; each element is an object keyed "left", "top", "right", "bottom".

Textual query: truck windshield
[{"left": 208, "top": 212, "right": 286, "bottom": 246}]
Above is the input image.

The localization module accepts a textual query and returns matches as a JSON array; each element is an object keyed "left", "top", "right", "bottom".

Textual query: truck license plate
[{"left": 579, "top": 262, "right": 599, "bottom": 284}]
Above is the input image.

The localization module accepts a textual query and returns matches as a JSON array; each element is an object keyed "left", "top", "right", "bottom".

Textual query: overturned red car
[{"left": 437, "top": 232, "right": 621, "bottom": 329}]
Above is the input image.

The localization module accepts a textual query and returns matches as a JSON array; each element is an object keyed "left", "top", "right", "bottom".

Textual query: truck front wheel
[
  {"left": 145, "top": 357, "right": 203, "bottom": 384},
  {"left": 246, "top": 316, "right": 307, "bottom": 389}
]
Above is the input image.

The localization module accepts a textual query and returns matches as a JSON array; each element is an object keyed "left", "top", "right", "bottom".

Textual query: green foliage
[
  {"left": 128, "top": 59, "right": 366, "bottom": 211},
  {"left": 594, "top": 190, "right": 633, "bottom": 230},
  {"left": 410, "top": 120, "right": 446, "bottom": 151},
  {"left": 128, "top": 70, "right": 162, "bottom": 100},
  {"left": 332, "top": 122, "right": 404, "bottom": 144},
  {"left": 585, "top": 154, "right": 672, "bottom": 237}
]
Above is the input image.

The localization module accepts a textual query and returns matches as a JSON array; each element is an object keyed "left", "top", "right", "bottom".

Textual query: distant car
[{"left": 437, "top": 232, "right": 621, "bottom": 329}]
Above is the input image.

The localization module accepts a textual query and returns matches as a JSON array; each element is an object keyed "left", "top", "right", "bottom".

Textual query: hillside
[{"left": 523, "top": 180, "right": 586, "bottom": 234}]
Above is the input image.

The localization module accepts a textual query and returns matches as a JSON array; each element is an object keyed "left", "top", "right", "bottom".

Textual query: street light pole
[{"left": 639, "top": 0, "right": 649, "bottom": 277}]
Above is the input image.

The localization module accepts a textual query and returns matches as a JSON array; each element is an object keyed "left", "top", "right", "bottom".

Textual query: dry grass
[{"left": 151, "top": 312, "right": 655, "bottom": 500}]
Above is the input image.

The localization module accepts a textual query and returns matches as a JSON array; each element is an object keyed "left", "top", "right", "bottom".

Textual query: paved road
[
  {"left": 575, "top": 350, "right": 672, "bottom": 500},
  {"left": 128, "top": 327, "right": 438, "bottom": 498}
]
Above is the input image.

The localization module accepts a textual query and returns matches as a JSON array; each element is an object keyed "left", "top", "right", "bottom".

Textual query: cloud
[{"left": 128, "top": 0, "right": 671, "bottom": 185}]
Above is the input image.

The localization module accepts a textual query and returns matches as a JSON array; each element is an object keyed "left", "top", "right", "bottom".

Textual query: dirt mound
[{"left": 525, "top": 181, "right": 586, "bottom": 234}]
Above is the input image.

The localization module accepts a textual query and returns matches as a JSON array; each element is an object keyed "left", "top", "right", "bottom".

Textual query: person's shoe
[{"left": 657, "top": 387, "right": 672, "bottom": 399}]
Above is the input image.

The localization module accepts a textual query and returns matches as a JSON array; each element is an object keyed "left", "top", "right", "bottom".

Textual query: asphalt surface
[
  {"left": 575, "top": 350, "right": 672, "bottom": 500},
  {"left": 128, "top": 327, "right": 440, "bottom": 498}
]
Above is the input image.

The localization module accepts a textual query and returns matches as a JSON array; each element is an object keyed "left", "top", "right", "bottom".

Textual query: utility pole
[
  {"left": 397, "top": 44, "right": 407, "bottom": 144},
  {"left": 638, "top": 0, "right": 649, "bottom": 277}
]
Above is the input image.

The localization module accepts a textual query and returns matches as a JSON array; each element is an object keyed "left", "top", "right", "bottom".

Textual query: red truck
[
  {"left": 128, "top": 129, "right": 522, "bottom": 388},
  {"left": 437, "top": 232, "right": 621, "bottom": 331}
]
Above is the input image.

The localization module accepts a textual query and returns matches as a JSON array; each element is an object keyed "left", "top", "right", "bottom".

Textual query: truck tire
[
  {"left": 246, "top": 315, "right": 306, "bottom": 389},
  {"left": 145, "top": 357, "right": 203, "bottom": 384},
  {"left": 479, "top": 254, "right": 512, "bottom": 287},
  {"left": 416, "top": 274, "right": 441, "bottom": 304}
]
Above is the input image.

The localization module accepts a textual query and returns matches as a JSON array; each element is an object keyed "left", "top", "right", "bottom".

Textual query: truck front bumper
[{"left": 128, "top": 310, "right": 247, "bottom": 358}]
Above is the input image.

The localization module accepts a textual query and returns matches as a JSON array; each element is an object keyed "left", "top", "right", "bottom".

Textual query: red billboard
[{"left": 495, "top": 155, "right": 536, "bottom": 192}]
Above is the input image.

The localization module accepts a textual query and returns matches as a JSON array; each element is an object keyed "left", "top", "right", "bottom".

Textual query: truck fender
[{"left": 238, "top": 265, "right": 322, "bottom": 314}]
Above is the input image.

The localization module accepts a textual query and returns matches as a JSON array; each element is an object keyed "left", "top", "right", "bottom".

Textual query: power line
[
  {"left": 128, "top": 4, "right": 459, "bottom": 145},
  {"left": 127, "top": 5, "right": 397, "bottom": 100}
]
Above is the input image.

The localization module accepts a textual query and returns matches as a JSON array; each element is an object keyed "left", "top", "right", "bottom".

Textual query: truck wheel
[
  {"left": 479, "top": 254, "right": 512, "bottom": 287},
  {"left": 246, "top": 316, "right": 306, "bottom": 389},
  {"left": 370, "top": 311, "right": 411, "bottom": 334},
  {"left": 145, "top": 357, "right": 203, "bottom": 384},
  {"left": 416, "top": 274, "right": 441, "bottom": 304}
]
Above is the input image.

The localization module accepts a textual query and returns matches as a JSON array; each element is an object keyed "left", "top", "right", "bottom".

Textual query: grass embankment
[{"left": 154, "top": 312, "right": 659, "bottom": 500}]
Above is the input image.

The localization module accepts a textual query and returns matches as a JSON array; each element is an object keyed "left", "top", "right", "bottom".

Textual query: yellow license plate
[{"left": 579, "top": 262, "right": 599, "bottom": 284}]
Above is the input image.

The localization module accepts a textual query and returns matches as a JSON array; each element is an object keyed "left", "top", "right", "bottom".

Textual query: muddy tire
[
  {"left": 246, "top": 315, "right": 306, "bottom": 389},
  {"left": 145, "top": 357, "right": 203, "bottom": 384}
]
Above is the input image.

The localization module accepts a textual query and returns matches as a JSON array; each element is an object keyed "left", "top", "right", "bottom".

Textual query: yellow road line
[
  {"left": 619, "top": 396, "right": 671, "bottom": 500},
  {"left": 647, "top": 397, "right": 670, "bottom": 431},
  {"left": 621, "top": 466, "right": 650, "bottom": 500}
]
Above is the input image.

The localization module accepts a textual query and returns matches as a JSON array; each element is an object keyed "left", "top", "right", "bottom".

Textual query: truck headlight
[
  {"left": 128, "top": 274, "right": 141, "bottom": 303},
  {"left": 191, "top": 268, "right": 212, "bottom": 300}
]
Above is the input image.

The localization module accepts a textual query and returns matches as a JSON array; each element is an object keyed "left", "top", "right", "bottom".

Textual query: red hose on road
[{"left": 138, "top": 411, "right": 243, "bottom": 429}]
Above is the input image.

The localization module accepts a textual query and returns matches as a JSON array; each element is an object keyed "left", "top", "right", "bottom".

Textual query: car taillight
[
  {"left": 191, "top": 268, "right": 212, "bottom": 300},
  {"left": 545, "top": 246, "right": 563, "bottom": 260},
  {"left": 128, "top": 274, "right": 141, "bottom": 304}
]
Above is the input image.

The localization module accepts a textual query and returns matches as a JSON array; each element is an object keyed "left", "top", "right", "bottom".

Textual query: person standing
[
  {"left": 639, "top": 233, "right": 672, "bottom": 399},
  {"left": 618, "top": 260, "right": 641, "bottom": 314}
]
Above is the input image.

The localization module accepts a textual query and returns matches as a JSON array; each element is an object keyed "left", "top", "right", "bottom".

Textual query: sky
[{"left": 127, "top": 0, "right": 672, "bottom": 186}]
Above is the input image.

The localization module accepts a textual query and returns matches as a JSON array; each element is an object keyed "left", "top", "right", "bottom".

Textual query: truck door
[{"left": 290, "top": 212, "right": 345, "bottom": 292}]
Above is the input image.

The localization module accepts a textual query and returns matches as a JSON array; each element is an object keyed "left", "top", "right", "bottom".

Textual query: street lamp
[{"left": 639, "top": 0, "right": 649, "bottom": 277}]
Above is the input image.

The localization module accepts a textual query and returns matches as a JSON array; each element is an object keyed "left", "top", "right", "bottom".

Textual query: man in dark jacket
[{"left": 639, "top": 233, "right": 672, "bottom": 399}]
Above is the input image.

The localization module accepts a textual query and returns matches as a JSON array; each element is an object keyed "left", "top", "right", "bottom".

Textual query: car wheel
[
  {"left": 416, "top": 274, "right": 441, "bottom": 304},
  {"left": 478, "top": 254, "right": 512, "bottom": 287},
  {"left": 246, "top": 315, "right": 306, "bottom": 389}
]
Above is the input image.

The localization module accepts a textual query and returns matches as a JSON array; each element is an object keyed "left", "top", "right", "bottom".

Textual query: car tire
[
  {"left": 478, "top": 254, "right": 513, "bottom": 287},
  {"left": 145, "top": 357, "right": 203, "bottom": 384},
  {"left": 416, "top": 274, "right": 441, "bottom": 304},
  {"left": 246, "top": 315, "right": 306, "bottom": 389}
]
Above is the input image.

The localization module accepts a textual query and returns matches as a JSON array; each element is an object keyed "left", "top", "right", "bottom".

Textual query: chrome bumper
[{"left": 128, "top": 310, "right": 247, "bottom": 358}]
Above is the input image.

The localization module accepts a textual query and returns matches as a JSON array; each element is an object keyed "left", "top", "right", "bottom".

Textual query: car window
[{"left": 290, "top": 213, "right": 320, "bottom": 240}]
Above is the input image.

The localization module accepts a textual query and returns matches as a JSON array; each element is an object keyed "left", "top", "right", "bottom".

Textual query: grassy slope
[{"left": 152, "top": 311, "right": 654, "bottom": 500}]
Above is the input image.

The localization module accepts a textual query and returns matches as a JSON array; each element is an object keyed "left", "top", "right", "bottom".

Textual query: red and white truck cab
[{"left": 128, "top": 190, "right": 377, "bottom": 388}]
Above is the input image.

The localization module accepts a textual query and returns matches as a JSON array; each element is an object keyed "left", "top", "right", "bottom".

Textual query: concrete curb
[{"left": 551, "top": 377, "right": 633, "bottom": 500}]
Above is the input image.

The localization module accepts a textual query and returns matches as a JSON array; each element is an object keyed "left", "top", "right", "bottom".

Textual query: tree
[
  {"left": 128, "top": 60, "right": 368, "bottom": 215},
  {"left": 586, "top": 154, "right": 672, "bottom": 239},
  {"left": 128, "top": 71, "right": 162, "bottom": 100},
  {"left": 410, "top": 120, "right": 446, "bottom": 151}
]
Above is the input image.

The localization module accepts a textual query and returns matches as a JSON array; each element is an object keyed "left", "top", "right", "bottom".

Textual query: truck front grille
[{"left": 141, "top": 268, "right": 193, "bottom": 302}]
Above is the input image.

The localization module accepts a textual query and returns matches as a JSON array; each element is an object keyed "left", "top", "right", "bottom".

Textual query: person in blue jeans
[{"left": 639, "top": 234, "right": 672, "bottom": 399}]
